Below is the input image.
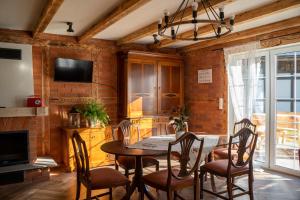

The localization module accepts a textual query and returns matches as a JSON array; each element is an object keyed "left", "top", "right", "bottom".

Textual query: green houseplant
[{"left": 81, "top": 100, "right": 109, "bottom": 127}]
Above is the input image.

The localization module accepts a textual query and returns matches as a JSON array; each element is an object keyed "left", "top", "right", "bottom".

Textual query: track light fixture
[{"left": 66, "top": 22, "right": 74, "bottom": 32}]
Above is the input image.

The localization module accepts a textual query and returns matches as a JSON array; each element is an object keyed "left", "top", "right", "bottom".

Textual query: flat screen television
[
  {"left": 0, "top": 130, "right": 29, "bottom": 167},
  {"left": 54, "top": 58, "right": 93, "bottom": 83}
]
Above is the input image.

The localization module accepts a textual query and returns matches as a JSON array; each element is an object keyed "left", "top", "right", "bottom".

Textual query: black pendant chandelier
[{"left": 155, "top": 0, "right": 235, "bottom": 42}]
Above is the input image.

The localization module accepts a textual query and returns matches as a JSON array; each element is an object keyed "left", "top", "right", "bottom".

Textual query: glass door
[
  {"left": 227, "top": 52, "right": 269, "bottom": 166},
  {"left": 270, "top": 46, "right": 300, "bottom": 175}
]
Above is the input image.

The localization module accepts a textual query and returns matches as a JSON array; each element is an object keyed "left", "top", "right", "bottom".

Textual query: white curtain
[{"left": 224, "top": 42, "right": 261, "bottom": 121}]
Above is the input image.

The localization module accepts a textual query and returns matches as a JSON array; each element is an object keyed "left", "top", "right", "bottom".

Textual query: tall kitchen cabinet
[{"left": 118, "top": 51, "right": 183, "bottom": 138}]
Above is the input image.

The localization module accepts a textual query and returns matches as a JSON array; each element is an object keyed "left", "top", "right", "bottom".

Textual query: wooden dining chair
[
  {"left": 111, "top": 120, "right": 159, "bottom": 177},
  {"left": 213, "top": 118, "right": 256, "bottom": 160},
  {"left": 71, "top": 131, "right": 130, "bottom": 200},
  {"left": 200, "top": 127, "right": 258, "bottom": 200},
  {"left": 142, "top": 132, "right": 204, "bottom": 200}
]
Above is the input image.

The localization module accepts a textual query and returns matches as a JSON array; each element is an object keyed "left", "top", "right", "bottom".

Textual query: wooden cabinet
[
  {"left": 130, "top": 116, "right": 170, "bottom": 139},
  {"left": 158, "top": 61, "right": 183, "bottom": 115},
  {"left": 118, "top": 51, "right": 183, "bottom": 118},
  {"left": 62, "top": 127, "right": 113, "bottom": 172},
  {"left": 127, "top": 60, "right": 157, "bottom": 116}
]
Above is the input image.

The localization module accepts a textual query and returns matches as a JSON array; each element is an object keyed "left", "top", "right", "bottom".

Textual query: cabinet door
[
  {"left": 89, "top": 130, "right": 106, "bottom": 168},
  {"left": 158, "top": 62, "right": 183, "bottom": 114},
  {"left": 128, "top": 60, "right": 157, "bottom": 117}
]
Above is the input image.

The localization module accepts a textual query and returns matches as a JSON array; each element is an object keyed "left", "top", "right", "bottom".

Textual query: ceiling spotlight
[
  {"left": 153, "top": 34, "right": 160, "bottom": 44},
  {"left": 66, "top": 22, "right": 74, "bottom": 32}
]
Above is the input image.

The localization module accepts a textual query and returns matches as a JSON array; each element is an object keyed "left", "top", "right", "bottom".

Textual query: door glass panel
[
  {"left": 297, "top": 77, "right": 300, "bottom": 99},
  {"left": 276, "top": 77, "right": 293, "bottom": 98},
  {"left": 275, "top": 52, "right": 299, "bottom": 171},
  {"left": 253, "top": 56, "right": 267, "bottom": 163},
  {"left": 277, "top": 53, "right": 294, "bottom": 75},
  {"left": 297, "top": 52, "right": 300, "bottom": 73}
]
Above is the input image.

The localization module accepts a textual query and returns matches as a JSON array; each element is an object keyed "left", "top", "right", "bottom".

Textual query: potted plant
[
  {"left": 169, "top": 106, "right": 189, "bottom": 139},
  {"left": 81, "top": 100, "right": 109, "bottom": 128}
]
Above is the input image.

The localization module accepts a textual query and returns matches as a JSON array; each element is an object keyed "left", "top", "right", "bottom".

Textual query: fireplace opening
[{"left": 0, "top": 130, "right": 29, "bottom": 167}]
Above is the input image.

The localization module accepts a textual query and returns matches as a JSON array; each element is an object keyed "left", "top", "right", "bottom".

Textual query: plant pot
[
  {"left": 176, "top": 131, "right": 185, "bottom": 139},
  {"left": 89, "top": 119, "right": 98, "bottom": 128}
]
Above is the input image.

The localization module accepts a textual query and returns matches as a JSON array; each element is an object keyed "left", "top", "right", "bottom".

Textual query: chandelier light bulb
[
  {"left": 219, "top": 6, "right": 224, "bottom": 12},
  {"left": 164, "top": 9, "right": 169, "bottom": 16},
  {"left": 158, "top": 18, "right": 162, "bottom": 25},
  {"left": 192, "top": 2, "right": 198, "bottom": 11}
]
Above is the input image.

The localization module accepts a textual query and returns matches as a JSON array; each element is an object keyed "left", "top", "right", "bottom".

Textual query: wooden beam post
[
  {"left": 32, "top": 0, "right": 64, "bottom": 38},
  {"left": 79, "top": 0, "right": 150, "bottom": 43}
]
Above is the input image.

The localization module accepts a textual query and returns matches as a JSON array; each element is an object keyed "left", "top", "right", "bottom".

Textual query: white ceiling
[
  {"left": 45, "top": 0, "right": 127, "bottom": 36},
  {"left": 0, "top": 0, "right": 299, "bottom": 48},
  {"left": 0, "top": 0, "right": 47, "bottom": 31}
]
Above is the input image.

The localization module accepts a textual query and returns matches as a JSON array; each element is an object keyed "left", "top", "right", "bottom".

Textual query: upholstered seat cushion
[
  {"left": 201, "top": 159, "right": 249, "bottom": 177},
  {"left": 142, "top": 169, "right": 193, "bottom": 190},
  {"left": 89, "top": 167, "right": 129, "bottom": 189},
  {"left": 213, "top": 148, "right": 237, "bottom": 159},
  {"left": 117, "top": 156, "right": 159, "bottom": 170}
]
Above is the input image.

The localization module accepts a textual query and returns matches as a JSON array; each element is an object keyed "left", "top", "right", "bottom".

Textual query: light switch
[{"left": 219, "top": 98, "right": 223, "bottom": 110}]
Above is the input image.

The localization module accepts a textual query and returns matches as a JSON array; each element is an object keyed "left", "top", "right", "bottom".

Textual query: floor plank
[{"left": 0, "top": 164, "right": 299, "bottom": 200}]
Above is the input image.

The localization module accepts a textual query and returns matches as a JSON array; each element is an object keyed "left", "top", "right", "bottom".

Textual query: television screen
[
  {"left": 54, "top": 58, "right": 93, "bottom": 83},
  {"left": 0, "top": 130, "right": 29, "bottom": 167}
]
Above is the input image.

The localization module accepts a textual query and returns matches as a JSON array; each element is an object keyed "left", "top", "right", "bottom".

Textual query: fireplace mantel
[{"left": 0, "top": 107, "right": 48, "bottom": 117}]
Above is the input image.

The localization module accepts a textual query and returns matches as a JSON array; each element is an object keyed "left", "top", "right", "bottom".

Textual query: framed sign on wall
[{"left": 198, "top": 69, "right": 212, "bottom": 83}]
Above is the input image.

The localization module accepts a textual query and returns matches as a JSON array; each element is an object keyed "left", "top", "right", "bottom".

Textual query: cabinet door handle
[
  {"left": 136, "top": 94, "right": 150, "bottom": 97},
  {"left": 165, "top": 93, "right": 177, "bottom": 97}
]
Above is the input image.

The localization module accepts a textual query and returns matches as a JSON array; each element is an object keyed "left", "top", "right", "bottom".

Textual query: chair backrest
[
  {"left": 167, "top": 132, "right": 204, "bottom": 183},
  {"left": 233, "top": 118, "right": 256, "bottom": 134},
  {"left": 228, "top": 127, "right": 258, "bottom": 171},
  {"left": 71, "top": 131, "right": 90, "bottom": 182},
  {"left": 112, "top": 120, "right": 140, "bottom": 144}
]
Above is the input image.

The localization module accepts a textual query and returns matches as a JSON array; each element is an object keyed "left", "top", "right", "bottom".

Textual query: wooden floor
[{"left": 0, "top": 163, "right": 299, "bottom": 200}]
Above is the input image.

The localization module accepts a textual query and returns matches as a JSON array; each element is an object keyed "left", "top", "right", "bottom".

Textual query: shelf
[{"left": 0, "top": 107, "right": 48, "bottom": 117}]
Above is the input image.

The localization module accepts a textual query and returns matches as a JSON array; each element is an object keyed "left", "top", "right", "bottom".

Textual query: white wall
[{"left": 0, "top": 42, "right": 34, "bottom": 107}]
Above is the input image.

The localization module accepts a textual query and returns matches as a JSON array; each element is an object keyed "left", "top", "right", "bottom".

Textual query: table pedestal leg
[{"left": 123, "top": 156, "right": 144, "bottom": 200}]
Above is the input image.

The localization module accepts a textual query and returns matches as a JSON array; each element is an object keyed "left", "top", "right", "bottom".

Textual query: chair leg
[
  {"left": 194, "top": 177, "right": 200, "bottom": 200},
  {"left": 75, "top": 179, "right": 81, "bottom": 200},
  {"left": 109, "top": 188, "right": 113, "bottom": 200},
  {"left": 227, "top": 177, "right": 233, "bottom": 200},
  {"left": 167, "top": 189, "right": 173, "bottom": 200},
  {"left": 200, "top": 171, "right": 204, "bottom": 200},
  {"left": 210, "top": 173, "right": 216, "bottom": 192},
  {"left": 125, "top": 169, "right": 129, "bottom": 178},
  {"left": 86, "top": 188, "right": 91, "bottom": 200},
  {"left": 249, "top": 172, "right": 254, "bottom": 200}
]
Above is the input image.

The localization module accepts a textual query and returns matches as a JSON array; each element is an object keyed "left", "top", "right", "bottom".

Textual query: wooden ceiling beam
[
  {"left": 201, "top": 26, "right": 300, "bottom": 51},
  {"left": 79, "top": 0, "right": 150, "bottom": 43},
  {"left": 117, "top": 0, "right": 233, "bottom": 45},
  {"left": 158, "top": 0, "right": 300, "bottom": 48},
  {"left": 32, "top": 0, "right": 64, "bottom": 38},
  {"left": 182, "top": 16, "right": 300, "bottom": 52}
]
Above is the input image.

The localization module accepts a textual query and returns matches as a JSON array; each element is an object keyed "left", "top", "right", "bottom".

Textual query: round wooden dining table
[{"left": 101, "top": 141, "right": 166, "bottom": 200}]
